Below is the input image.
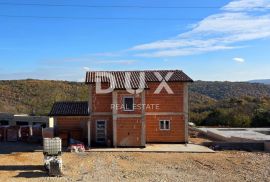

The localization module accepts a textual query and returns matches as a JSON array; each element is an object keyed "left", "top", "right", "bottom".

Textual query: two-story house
[{"left": 49, "top": 70, "right": 193, "bottom": 147}]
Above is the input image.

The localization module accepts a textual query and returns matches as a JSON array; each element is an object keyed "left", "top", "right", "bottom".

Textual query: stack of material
[
  {"left": 6, "top": 126, "right": 19, "bottom": 142},
  {"left": 42, "top": 128, "right": 54, "bottom": 138},
  {"left": 20, "top": 126, "right": 32, "bottom": 142},
  {"left": 69, "top": 144, "right": 85, "bottom": 153},
  {"left": 0, "top": 126, "right": 9, "bottom": 142}
]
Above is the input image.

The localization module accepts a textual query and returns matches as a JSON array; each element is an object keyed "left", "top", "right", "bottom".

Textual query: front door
[{"left": 96, "top": 120, "right": 107, "bottom": 144}]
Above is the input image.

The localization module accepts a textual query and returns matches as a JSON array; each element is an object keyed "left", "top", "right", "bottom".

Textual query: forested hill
[
  {"left": 190, "top": 81, "right": 270, "bottom": 100},
  {"left": 0, "top": 80, "right": 88, "bottom": 115},
  {"left": 0, "top": 79, "right": 270, "bottom": 116},
  {"left": 189, "top": 81, "right": 270, "bottom": 127}
]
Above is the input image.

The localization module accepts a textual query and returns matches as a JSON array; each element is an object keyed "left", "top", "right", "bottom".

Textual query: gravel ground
[{"left": 0, "top": 149, "right": 270, "bottom": 182}]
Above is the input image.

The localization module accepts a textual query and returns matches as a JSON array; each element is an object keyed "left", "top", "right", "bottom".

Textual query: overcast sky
[{"left": 0, "top": 0, "right": 270, "bottom": 81}]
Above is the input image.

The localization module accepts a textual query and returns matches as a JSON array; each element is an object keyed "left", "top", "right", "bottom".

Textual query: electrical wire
[
  {"left": 0, "top": 15, "right": 202, "bottom": 21},
  {"left": 0, "top": 2, "right": 232, "bottom": 9}
]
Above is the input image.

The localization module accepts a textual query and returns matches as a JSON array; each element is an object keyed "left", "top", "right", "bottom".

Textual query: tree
[
  {"left": 202, "top": 109, "right": 230, "bottom": 126},
  {"left": 252, "top": 109, "right": 270, "bottom": 127},
  {"left": 229, "top": 114, "right": 251, "bottom": 127}
]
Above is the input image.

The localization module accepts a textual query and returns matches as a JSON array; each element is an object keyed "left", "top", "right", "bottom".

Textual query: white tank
[{"left": 43, "top": 137, "right": 62, "bottom": 156}]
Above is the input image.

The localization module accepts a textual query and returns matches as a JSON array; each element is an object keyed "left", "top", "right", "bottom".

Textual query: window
[
  {"left": 123, "top": 96, "right": 134, "bottom": 111},
  {"left": 160, "top": 120, "right": 170, "bottom": 130},
  {"left": 96, "top": 120, "right": 107, "bottom": 143}
]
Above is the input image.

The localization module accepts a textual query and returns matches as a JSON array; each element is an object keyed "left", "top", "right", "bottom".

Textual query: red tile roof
[{"left": 85, "top": 70, "right": 193, "bottom": 89}]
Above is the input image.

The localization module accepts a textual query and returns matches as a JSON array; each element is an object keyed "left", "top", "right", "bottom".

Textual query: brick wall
[
  {"left": 145, "top": 115, "right": 185, "bottom": 143},
  {"left": 145, "top": 82, "right": 184, "bottom": 113},
  {"left": 91, "top": 83, "right": 112, "bottom": 112},
  {"left": 56, "top": 116, "right": 88, "bottom": 131},
  {"left": 55, "top": 116, "right": 89, "bottom": 145},
  {"left": 145, "top": 82, "right": 186, "bottom": 143},
  {"left": 117, "top": 90, "right": 142, "bottom": 114},
  {"left": 116, "top": 117, "right": 142, "bottom": 147},
  {"left": 89, "top": 81, "right": 187, "bottom": 146}
]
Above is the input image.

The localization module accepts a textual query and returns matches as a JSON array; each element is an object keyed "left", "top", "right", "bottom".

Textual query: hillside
[
  {"left": 188, "top": 81, "right": 270, "bottom": 127},
  {"left": 249, "top": 79, "right": 270, "bottom": 85},
  {"left": 0, "top": 80, "right": 88, "bottom": 115},
  {"left": 190, "top": 81, "right": 270, "bottom": 100},
  {"left": 0, "top": 80, "right": 270, "bottom": 120}
]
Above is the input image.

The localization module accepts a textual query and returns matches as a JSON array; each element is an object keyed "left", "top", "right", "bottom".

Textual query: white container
[{"left": 43, "top": 137, "right": 62, "bottom": 156}]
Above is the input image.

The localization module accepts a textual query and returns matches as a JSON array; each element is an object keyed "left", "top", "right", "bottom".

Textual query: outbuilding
[{"left": 49, "top": 101, "right": 89, "bottom": 146}]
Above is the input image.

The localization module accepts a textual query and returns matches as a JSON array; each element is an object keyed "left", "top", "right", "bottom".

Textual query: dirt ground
[{"left": 0, "top": 143, "right": 270, "bottom": 182}]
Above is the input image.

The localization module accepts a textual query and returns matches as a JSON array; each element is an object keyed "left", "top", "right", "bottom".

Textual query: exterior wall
[
  {"left": 145, "top": 82, "right": 186, "bottom": 143},
  {"left": 90, "top": 85, "right": 145, "bottom": 147},
  {"left": 54, "top": 116, "right": 89, "bottom": 145},
  {"left": 89, "top": 84, "right": 114, "bottom": 146},
  {"left": 90, "top": 115, "right": 113, "bottom": 146},
  {"left": 145, "top": 82, "right": 184, "bottom": 113},
  {"left": 117, "top": 90, "right": 142, "bottom": 114},
  {"left": 146, "top": 115, "right": 185, "bottom": 143},
  {"left": 91, "top": 83, "right": 112, "bottom": 113},
  {"left": 116, "top": 117, "right": 142, "bottom": 147},
  {"left": 114, "top": 90, "right": 144, "bottom": 147},
  {"left": 88, "top": 81, "right": 189, "bottom": 147}
]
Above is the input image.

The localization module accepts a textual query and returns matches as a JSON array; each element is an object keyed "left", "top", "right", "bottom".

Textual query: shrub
[
  {"left": 229, "top": 115, "right": 252, "bottom": 127},
  {"left": 251, "top": 109, "right": 270, "bottom": 127}
]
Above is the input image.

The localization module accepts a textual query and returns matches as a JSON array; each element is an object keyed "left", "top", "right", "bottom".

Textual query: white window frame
[
  {"left": 159, "top": 120, "right": 171, "bottom": 130},
  {"left": 123, "top": 96, "right": 135, "bottom": 111}
]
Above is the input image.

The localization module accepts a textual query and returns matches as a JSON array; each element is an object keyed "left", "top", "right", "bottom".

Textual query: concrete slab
[
  {"left": 87, "top": 144, "right": 215, "bottom": 153},
  {"left": 196, "top": 127, "right": 270, "bottom": 142}
]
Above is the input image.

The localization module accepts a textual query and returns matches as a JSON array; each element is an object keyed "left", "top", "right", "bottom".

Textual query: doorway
[{"left": 96, "top": 120, "right": 107, "bottom": 144}]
